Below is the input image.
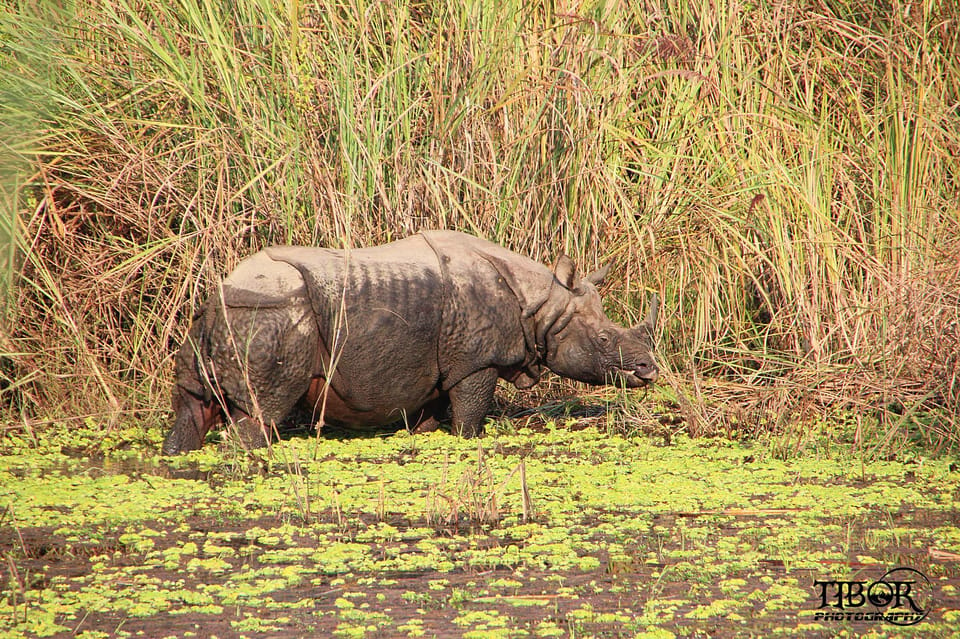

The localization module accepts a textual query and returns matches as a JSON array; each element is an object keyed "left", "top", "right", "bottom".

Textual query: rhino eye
[{"left": 598, "top": 332, "right": 610, "bottom": 343}]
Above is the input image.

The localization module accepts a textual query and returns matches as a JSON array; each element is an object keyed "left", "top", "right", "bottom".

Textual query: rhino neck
[
  {"left": 530, "top": 286, "right": 576, "bottom": 366},
  {"left": 473, "top": 251, "right": 586, "bottom": 387},
  {"left": 469, "top": 249, "right": 561, "bottom": 371}
]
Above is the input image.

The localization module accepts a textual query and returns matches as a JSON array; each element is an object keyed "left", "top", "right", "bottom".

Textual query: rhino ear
[
  {"left": 583, "top": 263, "right": 611, "bottom": 288},
  {"left": 553, "top": 254, "right": 579, "bottom": 290}
]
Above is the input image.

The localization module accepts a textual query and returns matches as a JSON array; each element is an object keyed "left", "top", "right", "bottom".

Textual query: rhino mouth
[{"left": 612, "top": 366, "right": 658, "bottom": 388}]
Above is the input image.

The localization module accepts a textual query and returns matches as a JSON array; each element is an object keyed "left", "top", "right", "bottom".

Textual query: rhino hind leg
[
  {"left": 163, "top": 387, "right": 223, "bottom": 455},
  {"left": 164, "top": 301, "right": 319, "bottom": 454},
  {"left": 213, "top": 365, "right": 314, "bottom": 451},
  {"left": 448, "top": 368, "right": 498, "bottom": 438},
  {"left": 223, "top": 406, "right": 270, "bottom": 450}
]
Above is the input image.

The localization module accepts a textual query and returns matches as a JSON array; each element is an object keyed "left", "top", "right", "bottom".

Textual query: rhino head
[{"left": 541, "top": 256, "right": 659, "bottom": 388}]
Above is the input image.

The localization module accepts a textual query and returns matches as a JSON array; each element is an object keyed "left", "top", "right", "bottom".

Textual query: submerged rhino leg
[
  {"left": 223, "top": 406, "right": 271, "bottom": 450},
  {"left": 448, "top": 368, "right": 498, "bottom": 438},
  {"left": 411, "top": 417, "right": 440, "bottom": 434}
]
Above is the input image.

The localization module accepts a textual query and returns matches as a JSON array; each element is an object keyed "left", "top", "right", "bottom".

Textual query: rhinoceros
[{"left": 162, "top": 230, "right": 658, "bottom": 454}]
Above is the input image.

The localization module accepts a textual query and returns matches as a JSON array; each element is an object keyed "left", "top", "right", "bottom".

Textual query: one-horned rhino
[{"left": 163, "top": 230, "right": 658, "bottom": 454}]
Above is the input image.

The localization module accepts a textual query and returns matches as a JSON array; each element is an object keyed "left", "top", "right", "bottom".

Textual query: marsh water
[{"left": 2, "top": 419, "right": 959, "bottom": 638}]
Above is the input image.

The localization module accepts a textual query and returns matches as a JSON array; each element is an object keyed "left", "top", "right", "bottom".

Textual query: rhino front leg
[{"left": 448, "top": 368, "right": 498, "bottom": 437}]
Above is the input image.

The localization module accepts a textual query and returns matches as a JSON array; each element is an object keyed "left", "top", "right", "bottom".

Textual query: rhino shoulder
[{"left": 416, "top": 232, "right": 549, "bottom": 389}]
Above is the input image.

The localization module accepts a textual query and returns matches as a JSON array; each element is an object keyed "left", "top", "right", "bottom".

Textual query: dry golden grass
[{"left": 1, "top": 0, "right": 957, "bottom": 448}]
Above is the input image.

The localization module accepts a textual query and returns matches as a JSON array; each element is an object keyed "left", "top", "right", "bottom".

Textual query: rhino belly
[
  {"left": 303, "top": 376, "right": 441, "bottom": 429},
  {"left": 310, "top": 295, "right": 443, "bottom": 429}
]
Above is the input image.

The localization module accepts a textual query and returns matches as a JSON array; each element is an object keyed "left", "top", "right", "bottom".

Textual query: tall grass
[{"left": 1, "top": 0, "right": 958, "bottom": 446}]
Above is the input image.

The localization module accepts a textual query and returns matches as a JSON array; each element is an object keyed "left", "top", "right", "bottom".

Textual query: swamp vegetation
[
  {"left": 2, "top": 411, "right": 960, "bottom": 637},
  {"left": 1, "top": 0, "right": 959, "bottom": 636}
]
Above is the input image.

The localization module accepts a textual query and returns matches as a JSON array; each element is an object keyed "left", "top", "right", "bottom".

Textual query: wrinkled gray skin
[{"left": 163, "top": 231, "right": 658, "bottom": 454}]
